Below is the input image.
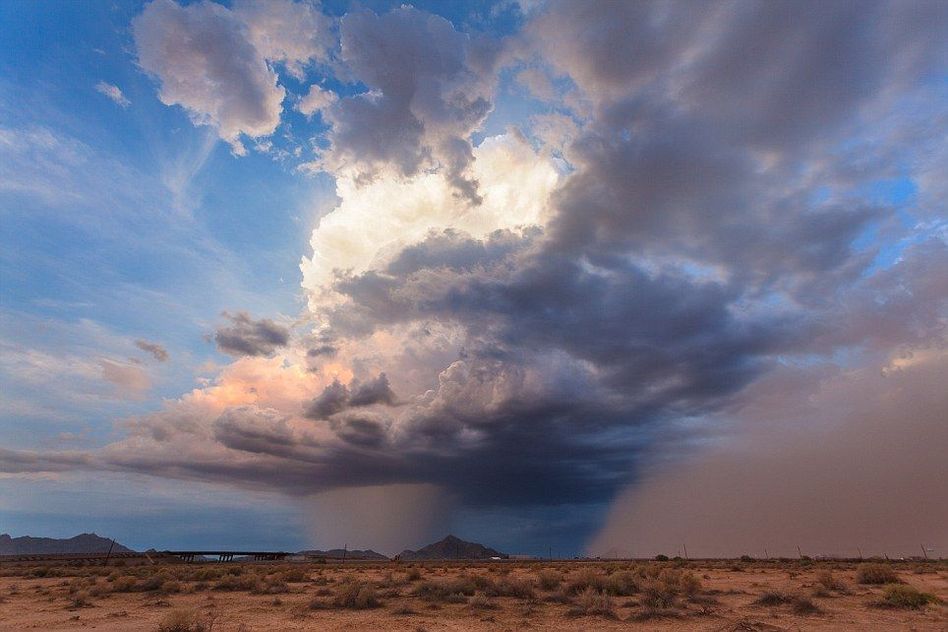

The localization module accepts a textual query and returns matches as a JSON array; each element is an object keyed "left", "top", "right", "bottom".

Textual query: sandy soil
[{"left": 0, "top": 559, "right": 945, "bottom": 631}]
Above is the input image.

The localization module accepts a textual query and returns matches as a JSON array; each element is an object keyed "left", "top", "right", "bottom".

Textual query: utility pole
[
  {"left": 105, "top": 538, "right": 116, "bottom": 566},
  {"left": 683, "top": 544, "right": 688, "bottom": 560},
  {"left": 920, "top": 544, "right": 928, "bottom": 560},
  {"left": 796, "top": 545, "right": 803, "bottom": 559},
  {"left": 343, "top": 543, "right": 347, "bottom": 562},
  {"left": 857, "top": 547, "right": 862, "bottom": 560}
]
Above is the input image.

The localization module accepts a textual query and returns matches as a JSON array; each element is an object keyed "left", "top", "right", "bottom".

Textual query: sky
[{"left": 0, "top": 0, "right": 946, "bottom": 558}]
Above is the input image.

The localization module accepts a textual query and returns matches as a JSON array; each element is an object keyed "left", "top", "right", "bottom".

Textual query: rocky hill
[
  {"left": 0, "top": 533, "right": 134, "bottom": 555},
  {"left": 298, "top": 548, "right": 389, "bottom": 560},
  {"left": 398, "top": 535, "right": 505, "bottom": 560}
]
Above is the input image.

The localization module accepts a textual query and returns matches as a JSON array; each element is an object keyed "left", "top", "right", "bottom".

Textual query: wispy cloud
[{"left": 94, "top": 81, "right": 130, "bottom": 108}]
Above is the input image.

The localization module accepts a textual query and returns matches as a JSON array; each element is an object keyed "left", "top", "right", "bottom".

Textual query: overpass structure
[
  {"left": 166, "top": 551, "right": 290, "bottom": 562},
  {"left": 0, "top": 550, "right": 291, "bottom": 564}
]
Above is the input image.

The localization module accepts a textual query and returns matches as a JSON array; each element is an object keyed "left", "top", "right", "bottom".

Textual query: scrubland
[{"left": 0, "top": 557, "right": 945, "bottom": 630}]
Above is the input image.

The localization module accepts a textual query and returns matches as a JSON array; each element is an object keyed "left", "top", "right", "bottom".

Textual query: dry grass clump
[
  {"left": 873, "top": 585, "right": 939, "bottom": 610},
  {"left": 754, "top": 591, "right": 792, "bottom": 606},
  {"left": 564, "top": 570, "right": 607, "bottom": 595},
  {"left": 567, "top": 587, "right": 617, "bottom": 618},
  {"left": 536, "top": 569, "right": 562, "bottom": 591},
  {"left": 468, "top": 592, "right": 497, "bottom": 610},
  {"left": 604, "top": 570, "right": 640, "bottom": 596},
  {"left": 332, "top": 581, "right": 381, "bottom": 609},
  {"left": 156, "top": 608, "right": 212, "bottom": 632},
  {"left": 279, "top": 568, "right": 308, "bottom": 583},
  {"left": 754, "top": 591, "right": 821, "bottom": 615},
  {"left": 639, "top": 569, "right": 702, "bottom": 610},
  {"left": 816, "top": 571, "right": 849, "bottom": 593},
  {"left": 212, "top": 575, "right": 259, "bottom": 592},
  {"left": 856, "top": 563, "right": 899, "bottom": 585},
  {"left": 412, "top": 578, "right": 475, "bottom": 602},
  {"left": 486, "top": 576, "right": 536, "bottom": 600},
  {"left": 251, "top": 578, "right": 289, "bottom": 594},
  {"left": 790, "top": 595, "right": 821, "bottom": 615},
  {"left": 68, "top": 591, "right": 92, "bottom": 608}
]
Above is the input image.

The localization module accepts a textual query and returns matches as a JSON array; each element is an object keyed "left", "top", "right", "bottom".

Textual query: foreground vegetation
[{"left": 0, "top": 557, "right": 945, "bottom": 630}]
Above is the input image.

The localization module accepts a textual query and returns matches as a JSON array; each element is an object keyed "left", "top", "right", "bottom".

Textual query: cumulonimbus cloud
[{"left": 4, "top": 0, "right": 947, "bottom": 551}]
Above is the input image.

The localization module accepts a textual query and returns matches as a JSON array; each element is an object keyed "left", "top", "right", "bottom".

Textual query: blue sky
[{"left": 1, "top": 0, "right": 946, "bottom": 558}]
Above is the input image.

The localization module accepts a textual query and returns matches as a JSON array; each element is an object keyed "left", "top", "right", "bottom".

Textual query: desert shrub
[
  {"left": 487, "top": 577, "right": 536, "bottom": 599},
  {"left": 816, "top": 570, "right": 847, "bottom": 593},
  {"left": 857, "top": 563, "right": 899, "bottom": 585},
  {"left": 405, "top": 567, "right": 423, "bottom": 582},
  {"left": 412, "top": 578, "right": 476, "bottom": 602},
  {"left": 139, "top": 575, "right": 165, "bottom": 592},
  {"left": 688, "top": 593, "right": 719, "bottom": 615},
  {"left": 544, "top": 588, "right": 573, "bottom": 604},
  {"left": 604, "top": 570, "right": 639, "bottom": 596},
  {"left": 740, "top": 555, "right": 755, "bottom": 562},
  {"left": 565, "top": 570, "right": 606, "bottom": 595},
  {"left": 251, "top": 579, "right": 288, "bottom": 594},
  {"left": 568, "top": 587, "right": 616, "bottom": 618},
  {"left": 874, "top": 585, "right": 938, "bottom": 610},
  {"left": 69, "top": 591, "right": 91, "bottom": 608},
  {"left": 654, "top": 555, "right": 669, "bottom": 562},
  {"left": 675, "top": 571, "right": 702, "bottom": 597},
  {"left": 791, "top": 595, "right": 821, "bottom": 615},
  {"left": 469, "top": 593, "right": 497, "bottom": 610},
  {"left": 213, "top": 575, "right": 258, "bottom": 592},
  {"left": 281, "top": 569, "right": 307, "bottom": 583},
  {"left": 754, "top": 591, "right": 792, "bottom": 606},
  {"left": 156, "top": 608, "right": 208, "bottom": 632},
  {"left": 159, "top": 581, "right": 181, "bottom": 595},
  {"left": 390, "top": 605, "right": 417, "bottom": 615},
  {"left": 192, "top": 568, "right": 224, "bottom": 582},
  {"left": 110, "top": 576, "right": 137, "bottom": 593},
  {"left": 641, "top": 581, "right": 677, "bottom": 610},
  {"left": 333, "top": 581, "right": 380, "bottom": 609},
  {"left": 537, "top": 569, "right": 562, "bottom": 591}
]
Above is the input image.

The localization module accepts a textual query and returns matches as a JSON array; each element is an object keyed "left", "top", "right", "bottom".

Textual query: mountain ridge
[
  {"left": 397, "top": 534, "right": 506, "bottom": 560},
  {"left": 0, "top": 533, "right": 134, "bottom": 555},
  {"left": 298, "top": 548, "right": 389, "bottom": 560}
]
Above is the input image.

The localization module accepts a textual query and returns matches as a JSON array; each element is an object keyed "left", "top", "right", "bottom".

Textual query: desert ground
[{"left": 0, "top": 558, "right": 944, "bottom": 631}]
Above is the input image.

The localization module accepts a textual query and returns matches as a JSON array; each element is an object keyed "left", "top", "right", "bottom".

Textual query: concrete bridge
[{"left": 167, "top": 550, "right": 290, "bottom": 562}]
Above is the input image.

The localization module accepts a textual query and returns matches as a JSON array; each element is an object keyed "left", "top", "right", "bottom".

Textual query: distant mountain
[
  {"left": 398, "top": 535, "right": 506, "bottom": 560},
  {"left": 0, "top": 533, "right": 134, "bottom": 555},
  {"left": 299, "top": 548, "right": 389, "bottom": 560}
]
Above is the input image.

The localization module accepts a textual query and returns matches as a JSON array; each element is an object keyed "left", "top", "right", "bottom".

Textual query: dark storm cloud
[
  {"left": 213, "top": 311, "right": 290, "bottom": 357},
  {"left": 304, "top": 373, "right": 398, "bottom": 420},
  {"left": 349, "top": 374, "right": 397, "bottom": 407},
  {"left": 213, "top": 407, "right": 297, "bottom": 456},
  {"left": 306, "top": 345, "right": 337, "bottom": 358},
  {"left": 305, "top": 379, "right": 349, "bottom": 419},
  {"left": 329, "top": 412, "right": 389, "bottom": 448},
  {"left": 135, "top": 339, "right": 169, "bottom": 362}
]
